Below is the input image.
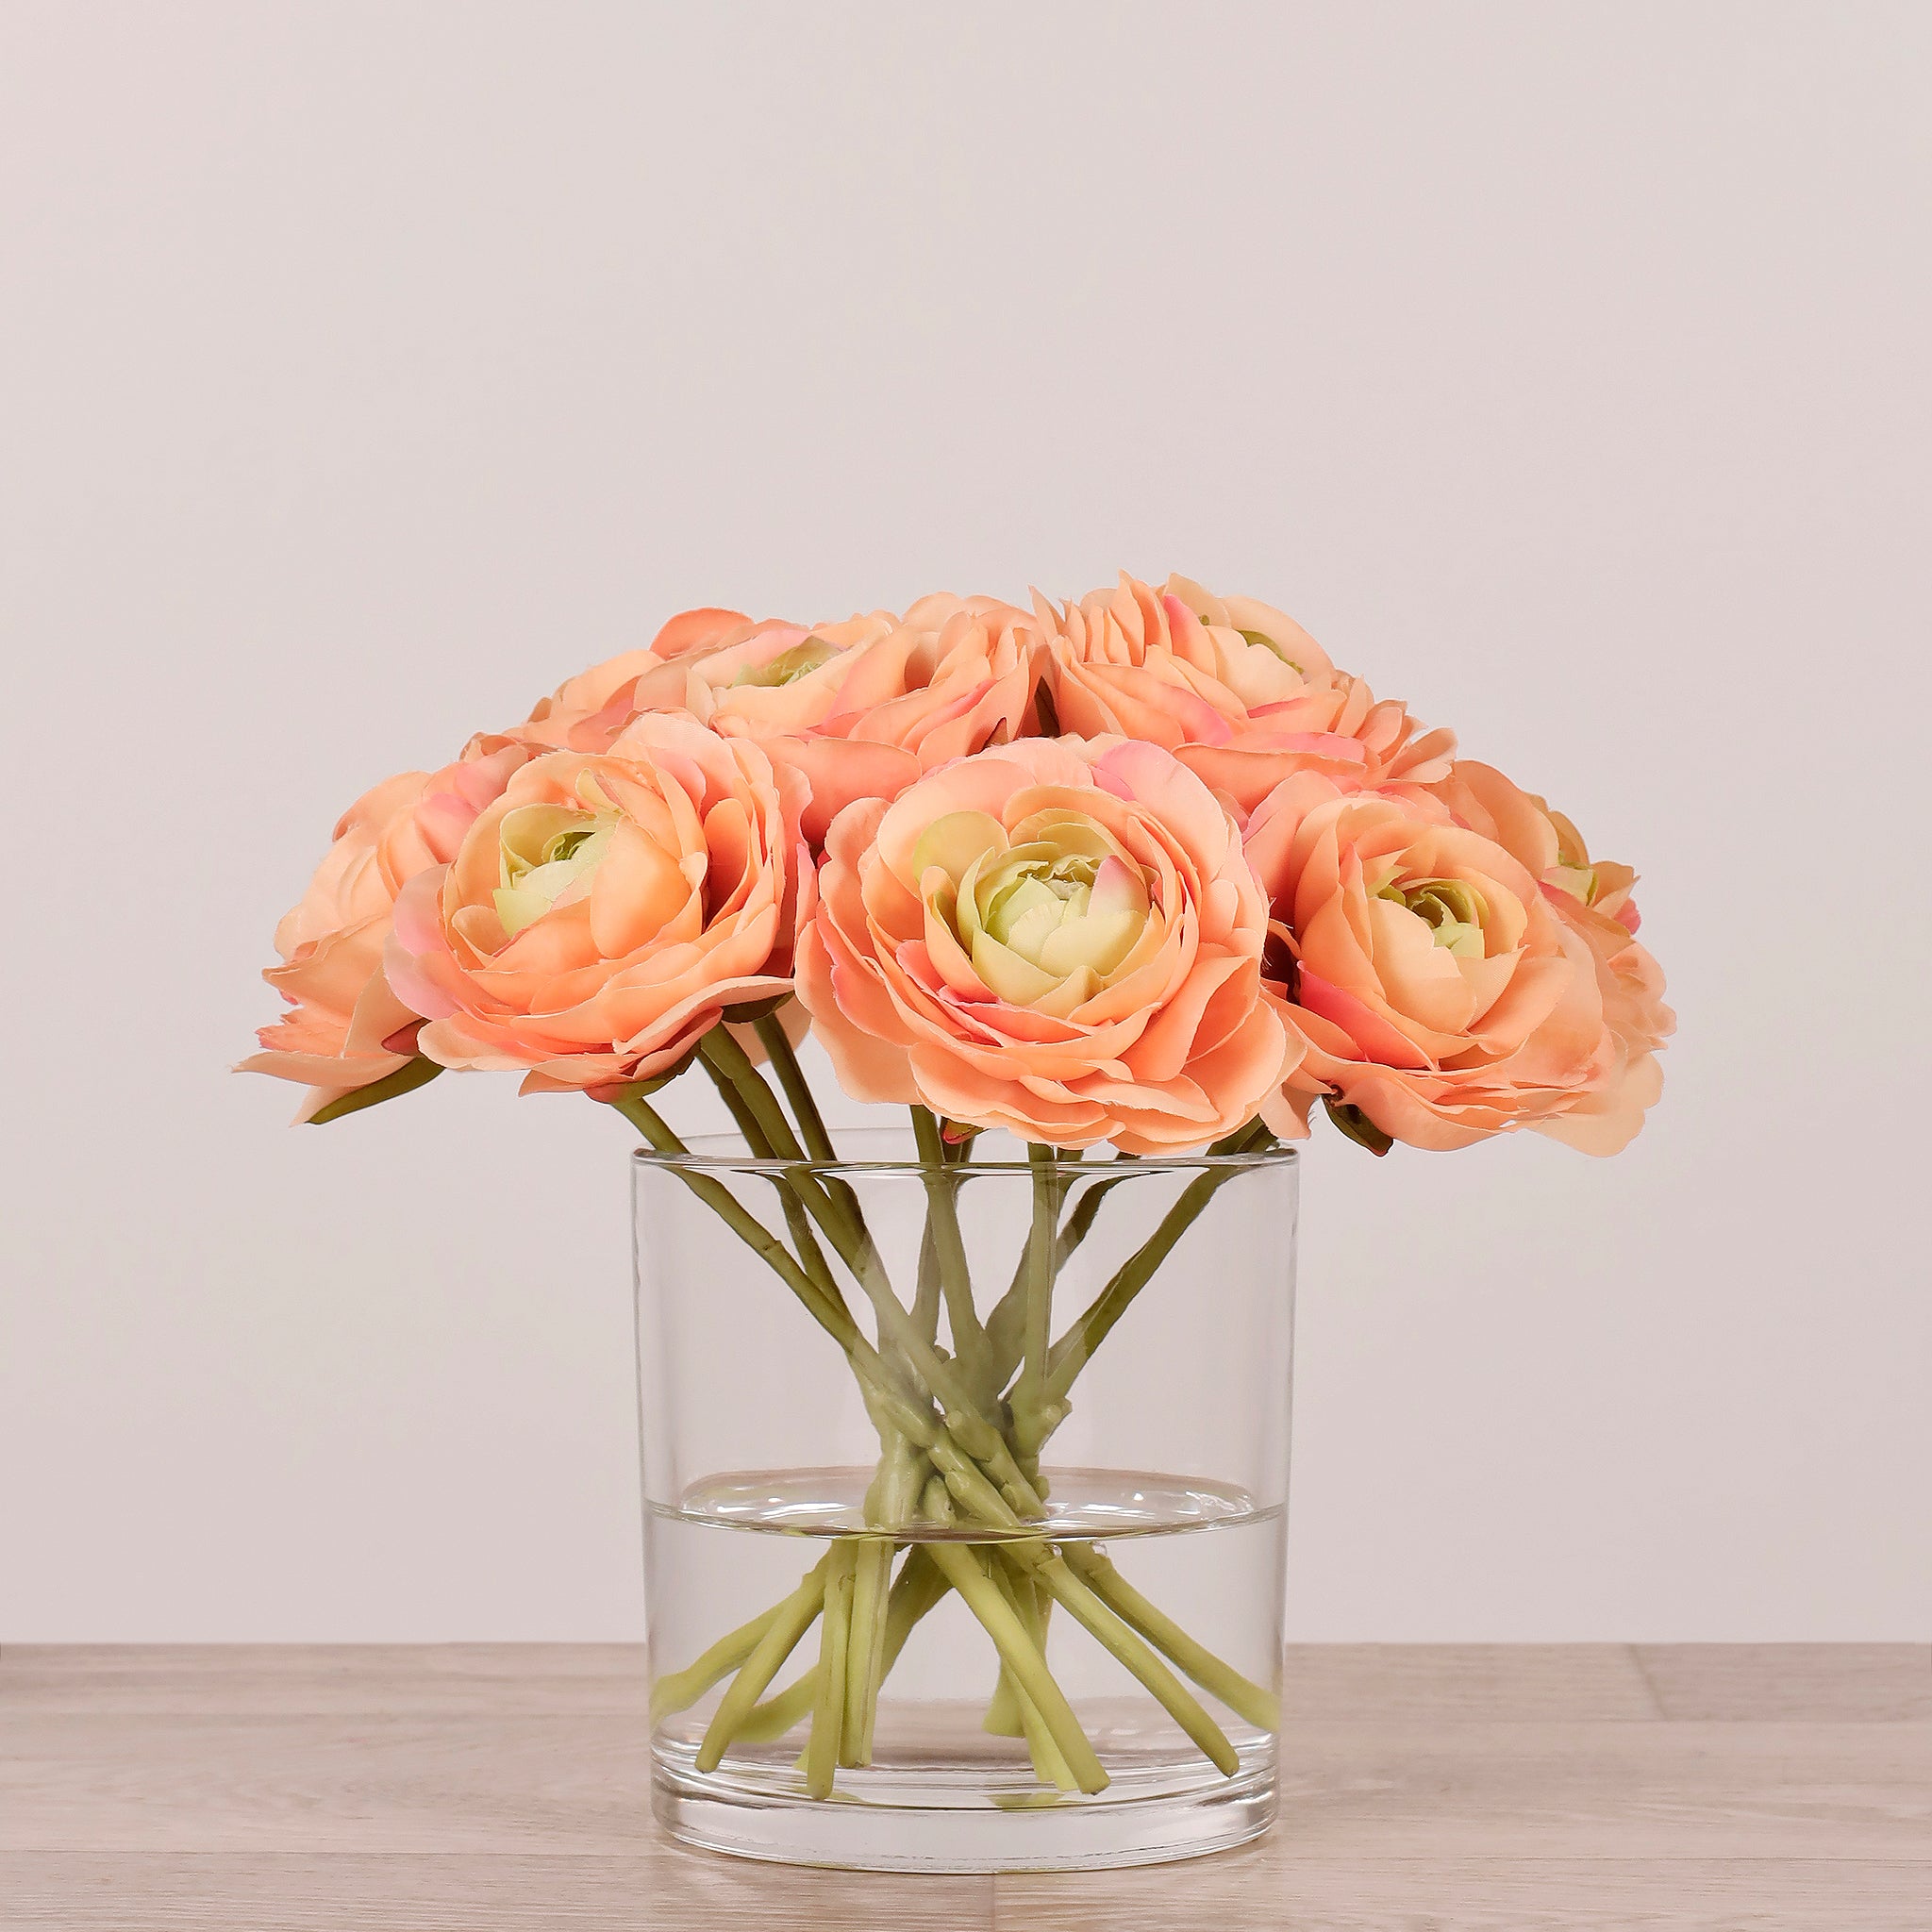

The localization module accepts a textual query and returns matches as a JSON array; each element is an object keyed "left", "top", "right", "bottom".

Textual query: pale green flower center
[
  {"left": 1374, "top": 872, "right": 1487, "bottom": 958},
  {"left": 1546, "top": 861, "right": 1598, "bottom": 904},
  {"left": 983, "top": 851, "right": 1098, "bottom": 961},
  {"left": 913, "top": 808, "right": 1154, "bottom": 1008},
  {"left": 731, "top": 638, "right": 840, "bottom": 688},
  {"left": 1547, "top": 816, "right": 1599, "bottom": 904},
  {"left": 493, "top": 799, "right": 617, "bottom": 938},
  {"left": 1239, "top": 626, "right": 1304, "bottom": 674}
]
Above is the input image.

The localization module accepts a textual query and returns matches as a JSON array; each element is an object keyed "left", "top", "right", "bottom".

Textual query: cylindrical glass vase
[{"left": 632, "top": 1127, "right": 1297, "bottom": 1873}]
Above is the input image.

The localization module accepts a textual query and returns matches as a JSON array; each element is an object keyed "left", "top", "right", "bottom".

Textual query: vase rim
[{"left": 630, "top": 1126, "right": 1299, "bottom": 1175}]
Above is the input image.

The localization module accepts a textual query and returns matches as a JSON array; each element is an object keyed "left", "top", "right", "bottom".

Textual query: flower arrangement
[{"left": 244, "top": 573, "right": 1671, "bottom": 1812}]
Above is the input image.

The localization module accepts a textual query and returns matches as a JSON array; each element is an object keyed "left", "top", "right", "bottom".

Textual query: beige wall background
[{"left": 2, "top": 2, "right": 1926, "bottom": 1641}]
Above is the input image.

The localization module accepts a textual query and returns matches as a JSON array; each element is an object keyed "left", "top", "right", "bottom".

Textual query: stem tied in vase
[{"left": 629, "top": 1017, "right": 1281, "bottom": 1795}]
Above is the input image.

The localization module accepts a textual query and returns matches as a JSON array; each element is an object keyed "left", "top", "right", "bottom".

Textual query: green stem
[
  {"left": 1009, "top": 1146, "right": 1063, "bottom": 1456},
  {"left": 805, "top": 1541, "right": 857, "bottom": 1796},
  {"left": 754, "top": 1011, "right": 839, "bottom": 1166},
  {"left": 983, "top": 1556, "right": 1052, "bottom": 1741},
  {"left": 783, "top": 1444, "right": 1238, "bottom": 1781},
  {"left": 694, "top": 1557, "right": 829, "bottom": 1773},
  {"left": 921, "top": 1478, "right": 1107, "bottom": 1794},
  {"left": 700, "top": 1026, "right": 809, "bottom": 1161},
  {"left": 841, "top": 1437, "right": 924, "bottom": 1762},
  {"left": 985, "top": 1152, "right": 1132, "bottom": 1383},
  {"left": 911, "top": 1106, "right": 994, "bottom": 1401},
  {"left": 890, "top": 1459, "right": 1241, "bottom": 1777},
  {"left": 1042, "top": 1122, "right": 1272, "bottom": 1407},
  {"left": 1022, "top": 1550, "right": 1240, "bottom": 1776},
  {"left": 697, "top": 1050, "right": 840, "bottom": 1310},
  {"left": 706, "top": 1080, "right": 1045, "bottom": 1524},
  {"left": 1061, "top": 1544, "right": 1280, "bottom": 1733},
  {"left": 680, "top": 1041, "right": 1032, "bottom": 1519},
  {"left": 699, "top": 1037, "right": 930, "bottom": 1392},
  {"left": 705, "top": 1050, "right": 942, "bottom": 1771},
  {"left": 753, "top": 1008, "right": 861, "bottom": 1226},
  {"left": 649, "top": 1598, "right": 784, "bottom": 1726},
  {"left": 612, "top": 1093, "right": 852, "bottom": 1346},
  {"left": 734, "top": 1665, "right": 817, "bottom": 1746},
  {"left": 986, "top": 1557, "right": 1077, "bottom": 1790},
  {"left": 1024, "top": 1146, "right": 1056, "bottom": 1386},
  {"left": 684, "top": 1048, "right": 942, "bottom": 1772},
  {"left": 910, "top": 1214, "right": 942, "bottom": 1346},
  {"left": 612, "top": 1092, "right": 946, "bottom": 1460},
  {"left": 707, "top": 1036, "right": 892, "bottom": 1402},
  {"left": 841, "top": 1536, "right": 893, "bottom": 1765},
  {"left": 738, "top": 1546, "right": 950, "bottom": 1744},
  {"left": 1057, "top": 1155, "right": 1137, "bottom": 1255}
]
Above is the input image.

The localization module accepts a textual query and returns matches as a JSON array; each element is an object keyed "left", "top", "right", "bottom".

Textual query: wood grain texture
[
  {"left": 0, "top": 1853, "right": 994, "bottom": 1930},
  {"left": 1266, "top": 1719, "right": 1932, "bottom": 1861},
  {"left": 1636, "top": 1644, "right": 1932, "bottom": 1722},
  {"left": 3, "top": 1645, "right": 1926, "bottom": 1932},
  {"left": 0, "top": 1714, "right": 652, "bottom": 1855},
  {"left": 0, "top": 1644, "right": 653, "bottom": 1715},
  {"left": 997, "top": 1856, "right": 1932, "bottom": 1932},
  {"left": 1282, "top": 1643, "right": 1660, "bottom": 1720}
]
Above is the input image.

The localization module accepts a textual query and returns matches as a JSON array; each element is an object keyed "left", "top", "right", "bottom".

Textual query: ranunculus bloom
[
  {"left": 796, "top": 736, "right": 1296, "bottom": 1151},
  {"left": 384, "top": 717, "right": 804, "bottom": 1092},
  {"left": 1535, "top": 885, "right": 1674, "bottom": 1153},
  {"left": 1427, "top": 758, "right": 1645, "bottom": 932},
  {"left": 1045, "top": 574, "right": 1456, "bottom": 812},
  {"left": 1244, "top": 771, "right": 1666, "bottom": 1153},
  {"left": 491, "top": 597, "right": 1045, "bottom": 846},
  {"left": 1421, "top": 761, "right": 1674, "bottom": 1149},
  {"left": 240, "top": 745, "right": 529, "bottom": 1120},
  {"left": 489, "top": 608, "right": 795, "bottom": 757},
  {"left": 665, "top": 594, "right": 1047, "bottom": 844}
]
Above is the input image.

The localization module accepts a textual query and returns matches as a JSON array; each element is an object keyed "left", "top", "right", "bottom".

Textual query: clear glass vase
[{"left": 632, "top": 1126, "right": 1297, "bottom": 1873}]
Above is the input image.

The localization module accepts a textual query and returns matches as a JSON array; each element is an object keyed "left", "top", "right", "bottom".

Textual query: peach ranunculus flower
[
  {"left": 795, "top": 735, "right": 1297, "bottom": 1152},
  {"left": 486, "top": 607, "right": 796, "bottom": 756},
  {"left": 1426, "top": 758, "right": 1645, "bottom": 931},
  {"left": 1244, "top": 770, "right": 1667, "bottom": 1154},
  {"left": 239, "top": 746, "right": 530, "bottom": 1121},
  {"left": 1043, "top": 574, "right": 1456, "bottom": 812},
  {"left": 1533, "top": 883, "right": 1673, "bottom": 1152},
  {"left": 489, "top": 597, "right": 1046, "bottom": 846},
  {"left": 383, "top": 715, "right": 805, "bottom": 1093},
  {"left": 634, "top": 594, "right": 1045, "bottom": 844},
  {"left": 1420, "top": 759, "right": 1675, "bottom": 1150}
]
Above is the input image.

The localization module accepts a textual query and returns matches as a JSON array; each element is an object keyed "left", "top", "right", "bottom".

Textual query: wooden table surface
[{"left": 2, "top": 1644, "right": 1926, "bottom": 1929}]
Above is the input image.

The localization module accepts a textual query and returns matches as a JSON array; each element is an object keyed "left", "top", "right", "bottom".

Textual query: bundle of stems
[{"left": 618, "top": 1009, "right": 1281, "bottom": 1799}]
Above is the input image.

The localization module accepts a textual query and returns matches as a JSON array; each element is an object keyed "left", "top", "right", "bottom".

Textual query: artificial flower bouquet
[{"left": 245, "top": 573, "right": 1671, "bottom": 1841}]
